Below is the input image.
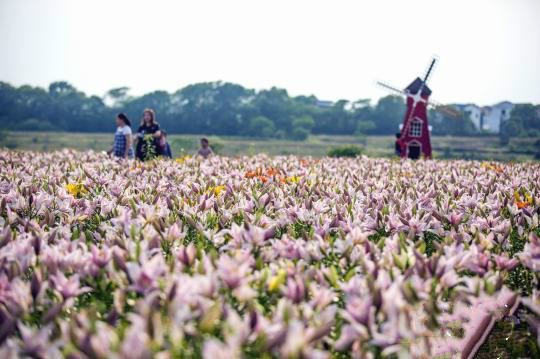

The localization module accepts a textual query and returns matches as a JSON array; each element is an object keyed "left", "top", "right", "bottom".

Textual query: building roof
[
  {"left": 492, "top": 101, "right": 513, "bottom": 108},
  {"left": 405, "top": 77, "right": 432, "bottom": 97}
]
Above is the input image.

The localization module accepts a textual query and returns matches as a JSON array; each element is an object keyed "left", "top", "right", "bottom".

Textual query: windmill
[{"left": 377, "top": 58, "right": 459, "bottom": 159}]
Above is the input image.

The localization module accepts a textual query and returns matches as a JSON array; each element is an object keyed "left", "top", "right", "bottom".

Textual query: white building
[
  {"left": 461, "top": 104, "right": 483, "bottom": 130},
  {"left": 458, "top": 101, "right": 513, "bottom": 133},
  {"left": 484, "top": 101, "right": 513, "bottom": 133}
]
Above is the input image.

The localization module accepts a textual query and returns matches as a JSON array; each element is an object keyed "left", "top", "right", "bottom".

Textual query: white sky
[{"left": 1, "top": 0, "right": 539, "bottom": 105}]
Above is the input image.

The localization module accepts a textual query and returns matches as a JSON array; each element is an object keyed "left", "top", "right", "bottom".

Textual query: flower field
[{"left": 1, "top": 149, "right": 539, "bottom": 359}]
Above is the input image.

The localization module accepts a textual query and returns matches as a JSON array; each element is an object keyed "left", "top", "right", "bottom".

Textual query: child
[
  {"left": 109, "top": 113, "right": 133, "bottom": 159},
  {"left": 158, "top": 131, "right": 172, "bottom": 158},
  {"left": 197, "top": 138, "right": 213, "bottom": 159}
]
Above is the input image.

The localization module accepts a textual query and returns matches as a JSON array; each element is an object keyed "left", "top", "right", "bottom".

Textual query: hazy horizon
[{"left": 1, "top": 0, "right": 539, "bottom": 106}]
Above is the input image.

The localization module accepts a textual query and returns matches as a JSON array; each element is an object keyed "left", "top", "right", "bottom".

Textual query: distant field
[{"left": 0, "top": 131, "right": 538, "bottom": 161}]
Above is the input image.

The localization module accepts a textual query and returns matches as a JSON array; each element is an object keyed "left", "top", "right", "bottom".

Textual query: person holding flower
[{"left": 135, "top": 108, "right": 161, "bottom": 161}]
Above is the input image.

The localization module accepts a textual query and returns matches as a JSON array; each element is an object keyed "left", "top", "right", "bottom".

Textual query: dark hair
[
  {"left": 395, "top": 132, "right": 401, "bottom": 138},
  {"left": 201, "top": 138, "right": 209, "bottom": 144},
  {"left": 117, "top": 113, "right": 131, "bottom": 127},
  {"left": 161, "top": 130, "right": 168, "bottom": 137}
]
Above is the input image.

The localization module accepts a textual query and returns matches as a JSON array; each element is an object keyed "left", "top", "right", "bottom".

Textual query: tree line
[
  {"left": 499, "top": 104, "right": 540, "bottom": 143},
  {"left": 0, "top": 80, "right": 531, "bottom": 140}
]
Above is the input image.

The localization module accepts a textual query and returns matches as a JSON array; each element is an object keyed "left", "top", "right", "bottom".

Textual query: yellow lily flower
[{"left": 66, "top": 183, "right": 87, "bottom": 198}]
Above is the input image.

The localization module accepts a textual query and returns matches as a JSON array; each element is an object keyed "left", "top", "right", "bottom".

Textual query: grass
[{"left": 0, "top": 131, "right": 538, "bottom": 161}]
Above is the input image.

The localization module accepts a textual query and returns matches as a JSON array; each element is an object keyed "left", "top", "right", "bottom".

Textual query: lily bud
[
  {"left": 0, "top": 227, "right": 12, "bottom": 248},
  {"left": 32, "top": 236, "right": 41, "bottom": 256},
  {"left": 113, "top": 249, "right": 128, "bottom": 274},
  {"left": 31, "top": 270, "right": 42, "bottom": 300},
  {"left": 178, "top": 244, "right": 196, "bottom": 266}
]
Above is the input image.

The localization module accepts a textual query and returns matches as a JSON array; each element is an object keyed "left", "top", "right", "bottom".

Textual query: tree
[
  {"left": 498, "top": 104, "right": 540, "bottom": 143},
  {"left": 48, "top": 81, "right": 77, "bottom": 97},
  {"left": 509, "top": 104, "right": 539, "bottom": 136},
  {"left": 502, "top": 120, "right": 521, "bottom": 137},
  {"left": 247, "top": 116, "right": 275, "bottom": 138},
  {"left": 105, "top": 87, "right": 131, "bottom": 108},
  {"left": 290, "top": 127, "right": 310, "bottom": 141},
  {"left": 430, "top": 109, "right": 477, "bottom": 136},
  {"left": 370, "top": 95, "right": 406, "bottom": 135},
  {"left": 1, "top": 79, "right": 529, "bottom": 140},
  {"left": 292, "top": 115, "right": 314, "bottom": 131}
]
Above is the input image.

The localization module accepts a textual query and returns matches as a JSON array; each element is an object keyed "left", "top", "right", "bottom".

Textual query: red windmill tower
[{"left": 377, "top": 58, "right": 458, "bottom": 159}]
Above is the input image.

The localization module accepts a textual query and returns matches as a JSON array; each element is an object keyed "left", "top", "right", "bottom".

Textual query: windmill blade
[
  {"left": 376, "top": 81, "right": 407, "bottom": 97},
  {"left": 422, "top": 58, "right": 437, "bottom": 85},
  {"left": 436, "top": 106, "right": 460, "bottom": 118},
  {"left": 427, "top": 100, "right": 460, "bottom": 118}
]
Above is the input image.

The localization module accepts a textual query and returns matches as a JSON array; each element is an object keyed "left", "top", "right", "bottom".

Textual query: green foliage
[
  {"left": 508, "top": 229, "right": 527, "bottom": 257},
  {"left": 423, "top": 231, "right": 443, "bottom": 257},
  {"left": 292, "top": 115, "right": 315, "bottom": 131},
  {"left": 367, "top": 95, "right": 406, "bottom": 135},
  {"left": 327, "top": 145, "right": 362, "bottom": 158},
  {"left": 291, "top": 221, "right": 313, "bottom": 239},
  {"left": 247, "top": 116, "right": 276, "bottom": 138},
  {"left": 105, "top": 87, "right": 132, "bottom": 107},
  {"left": 500, "top": 104, "right": 540, "bottom": 141},
  {"left": 506, "top": 264, "right": 535, "bottom": 296},
  {"left": 430, "top": 109, "right": 478, "bottom": 136},
  {"left": 75, "top": 278, "right": 115, "bottom": 315},
  {"left": 0, "top": 80, "right": 506, "bottom": 137},
  {"left": 290, "top": 127, "right": 310, "bottom": 141},
  {"left": 142, "top": 135, "right": 157, "bottom": 161}
]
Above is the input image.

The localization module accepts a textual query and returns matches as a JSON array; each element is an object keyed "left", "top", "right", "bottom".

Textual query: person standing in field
[
  {"left": 135, "top": 108, "right": 161, "bottom": 161},
  {"left": 197, "top": 138, "right": 213, "bottom": 159},
  {"left": 108, "top": 113, "right": 133, "bottom": 159},
  {"left": 395, "top": 132, "right": 402, "bottom": 157}
]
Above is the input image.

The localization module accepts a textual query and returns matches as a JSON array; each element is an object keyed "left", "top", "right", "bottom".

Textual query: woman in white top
[{"left": 108, "top": 113, "right": 134, "bottom": 159}]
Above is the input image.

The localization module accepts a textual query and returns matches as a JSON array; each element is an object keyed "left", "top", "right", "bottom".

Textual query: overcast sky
[{"left": 1, "top": 0, "right": 539, "bottom": 105}]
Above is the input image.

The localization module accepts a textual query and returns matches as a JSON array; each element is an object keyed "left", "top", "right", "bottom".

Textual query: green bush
[
  {"left": 247, "top": 116, "right": 275, "bottom": 138},
  {"left": 499, "top": 134, "right": 510, "bottom": 146},
  {"left": 292, "top": 115, "right": 315, "bottom": 131},
  {"left": 290, "top": 127, "right": 310, "bottom": 141},
  {"left": 327, "top": 145, "right": 362, "bottom": 158},
  {"left": 528, "top": 129, "right": 540, "bottom": 138},
  {"left": 274, "top": 130, "right": 286, "bottom": 140}
]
